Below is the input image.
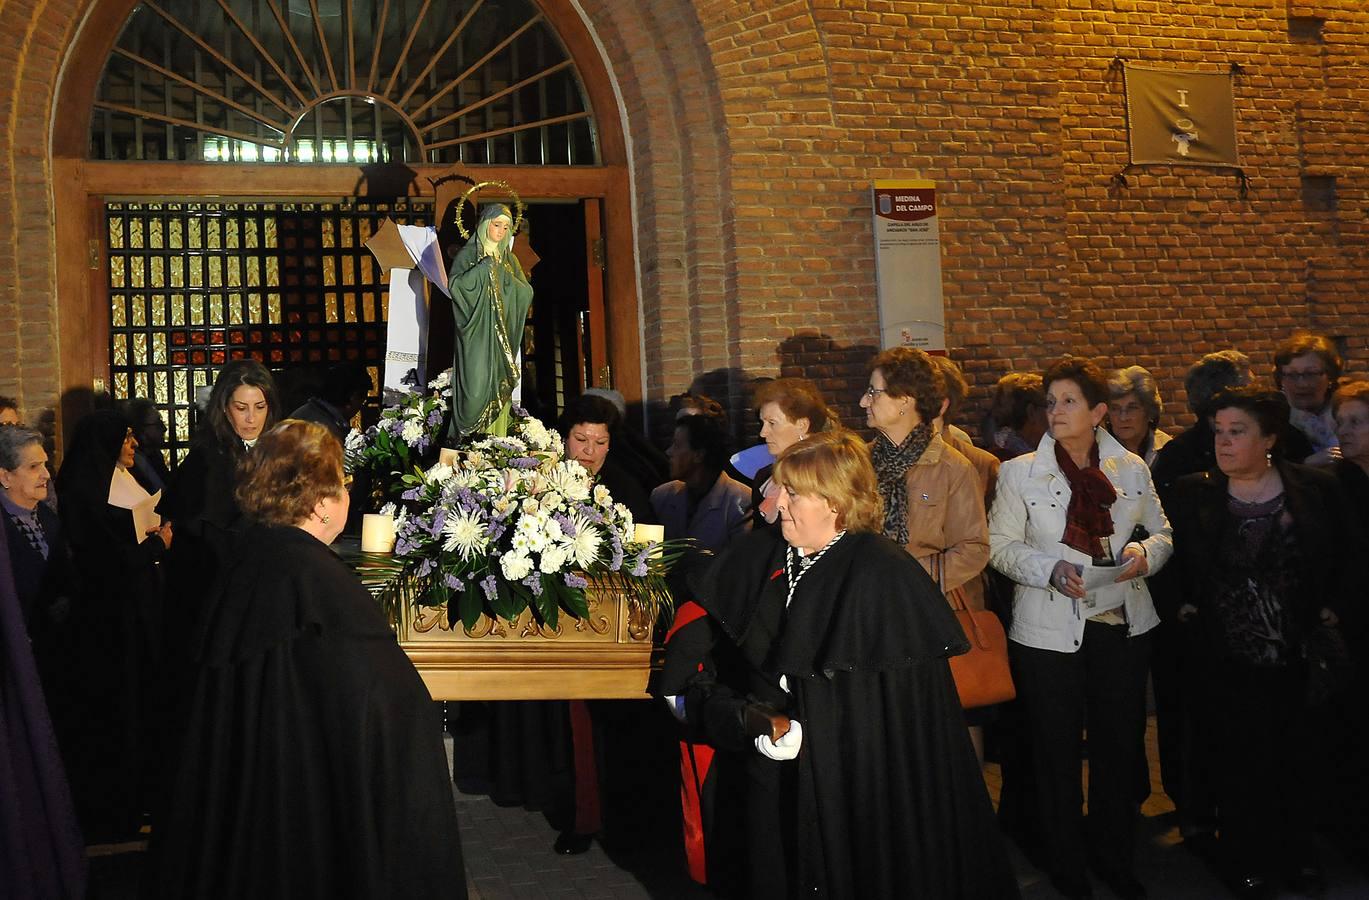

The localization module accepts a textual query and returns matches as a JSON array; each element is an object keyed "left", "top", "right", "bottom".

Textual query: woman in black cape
[
  {"left": 679, "top": 430, "right": 1017, "bottom": 899},
  {"left": 56, "top": 409, "right": 173, "bottom": 840},
  {"left": 152, "top": 420, "right": 465, "bottom": 899}
]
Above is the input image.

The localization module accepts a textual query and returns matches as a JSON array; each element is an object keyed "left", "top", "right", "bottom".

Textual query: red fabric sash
[
  {"left": 678, "top": 741, "right": 715, "bottom": 884},
  {"left": 1054, "top": 439, "right": 1116, "bottom": 558}
]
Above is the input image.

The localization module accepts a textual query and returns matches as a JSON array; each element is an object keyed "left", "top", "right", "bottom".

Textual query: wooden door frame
[{"left": 51, "top": 0, "right": 640, "bottom": 414}]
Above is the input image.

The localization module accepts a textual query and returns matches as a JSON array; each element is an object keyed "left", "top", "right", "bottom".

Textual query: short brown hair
[
  {"left": 989, "top": 373, "right": 1045, "bottom": 430},
  {"left": 1208, "top": 386, "right": 1291, "bottom": 456},
  {"left": 236, "top": 419, "right": 344, "bottom": 526},
  {"left": 753, "top": 377, "right": 835, "bottom": 433},
  {"left": 1274, "top": 332, "right": 1341, "bottom": 388},
  {"left": 869, "top": 347, "right": 945, "bottom": 423},
  {"left": 770, "top": 430, "right": 883, "bottom": 533},
  {"left": 1332, "top": 380, "right": 1369, "bottom": 417},
  {"left": 1043, "top": 356, "right": 1109, "bottom": 408},
  {"left": 930, "top": 355, "right": 969, "bottom": 418}
]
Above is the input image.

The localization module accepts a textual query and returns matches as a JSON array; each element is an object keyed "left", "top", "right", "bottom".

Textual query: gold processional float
[{"left": 351, "top": 178, "right": 669, "bottom": 701}]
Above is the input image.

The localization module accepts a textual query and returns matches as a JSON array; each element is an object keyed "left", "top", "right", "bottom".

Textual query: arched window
[{"left": 91, "top": 0, "right": 599, "bottom": 166}]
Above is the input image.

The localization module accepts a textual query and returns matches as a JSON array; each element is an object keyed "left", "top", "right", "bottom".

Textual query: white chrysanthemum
[
  {"left": 501, "top": 550, "right": 533, "bottom": 581},
  {"left": 561, "top": 514, "right": 602, "bottom": 569},
  {"left": 510, "top": 530, "right": 532, "bottom": 552},
  {"left": 428, "top": 369, "right": 453, "bottom": 391},
  {"left": 520, "top": 418, "right": 555, "bottom": 451},
  {"left": 425, "top": 462, "right": 454, "bottom": 484},
  {"left": 547, "top": 461, "right": 591, "bottom": 502},
  {"left": 539, "top": 544, "right": 568, "bottom": 574},
  {"left": 543, "top": 517, "right": 564, "bottom": 542},
  {"left": 441, "top": 509, "right": 488, "bottom": 561},
  {"left": 379, "top": 501, "right": 397, "bottom": 516},
  {"left": 400, "top": 419, "right": 424, "bottom": 446},
  {"left": 516, "top": 513, "right": 551, "bottom": 553},
  {"left": 344, "top": 428, "right": 367, "bottom": 453}
]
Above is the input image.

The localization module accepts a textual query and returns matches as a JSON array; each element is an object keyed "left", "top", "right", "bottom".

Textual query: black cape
[
  {"left": 150, "top": 524, "right": 465, "bottom": 900},
  {"left": 690, "top": 529, "right": 1018, "bottom": 899}
]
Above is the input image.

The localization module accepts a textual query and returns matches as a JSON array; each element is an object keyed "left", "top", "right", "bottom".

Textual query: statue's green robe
[{"left": 446, "top": 240, "right": 534, "bottom": 438}]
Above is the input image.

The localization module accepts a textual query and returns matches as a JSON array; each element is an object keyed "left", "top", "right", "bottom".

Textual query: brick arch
[
  {"left": 0, "top": 0, "right": 92, "bottom": 416},
  {"left": 576, "top": 0, "right": 741, "bottom": 410}
]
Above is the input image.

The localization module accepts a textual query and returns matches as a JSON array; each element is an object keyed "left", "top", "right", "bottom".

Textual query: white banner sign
[{"left": 871, "top": 180, "right": 945, "bottom": 351}]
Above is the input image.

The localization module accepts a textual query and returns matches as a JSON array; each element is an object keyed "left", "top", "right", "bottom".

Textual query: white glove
[{"left": 754, "top": 719, "right": 803, "bottom": 760}]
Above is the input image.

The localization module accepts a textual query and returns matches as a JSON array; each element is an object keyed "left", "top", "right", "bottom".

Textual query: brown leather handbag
[{"left": 932, "top": 554, "right": 1015, "bottom": 709}]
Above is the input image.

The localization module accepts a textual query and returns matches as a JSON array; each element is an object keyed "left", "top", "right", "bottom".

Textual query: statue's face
[{"left": 486, "top": 217, "right": 511, "bottom": 243}]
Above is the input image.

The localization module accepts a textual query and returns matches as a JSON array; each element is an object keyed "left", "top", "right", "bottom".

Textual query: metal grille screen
[{"left": 106, "top": 198, "right": 432, "bottom": 463}]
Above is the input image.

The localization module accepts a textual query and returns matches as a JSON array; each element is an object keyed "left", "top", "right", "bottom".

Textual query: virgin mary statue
[{"left": 446, "top": 203, "right": 534, "bottom": 438}]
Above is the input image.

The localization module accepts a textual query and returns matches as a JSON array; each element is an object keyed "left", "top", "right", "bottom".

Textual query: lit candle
[
  {"left": 438, "top": 447, "right": 460, "bottom": 467},
  {"left": 633, "top": 523, "right": 665, "bottom": 559},
  {"left": 361, "top": 513, "right": 397, "bottom": 553}
]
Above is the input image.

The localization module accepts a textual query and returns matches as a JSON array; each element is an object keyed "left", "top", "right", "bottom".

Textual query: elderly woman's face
[
  {"left": 1107, "top": 392, "right": 1150, "bottom": 449},
  {"left": 1213, "top": 407, "right": 1276, "bottom": 479},
  {"left": 566, "top": 422, "right": 610, "bottom": 475},
  {"left": 774, "top": 484, "right": 839, "bottom": 554},
  {"left": 758, "top": 401, "right": 808, "bottom": 456},
  {"left": 227, "top": 385, "right": 269, "bottom": 442},
  {"left": 860, "top": 368, "right": 914, "bottom": 432},
  {"left": 1335, "top": 399, "right": 1369, "bottom": 466},
  {"left": 1279, "top": 352, "right": 1331, "bottom": 412},
  {"left": 316, "top": 472, "right": 350, "bottom": 544},
  {"left": 1046, "top": 379, "right": 1106, "bottom": 447},
  {"left": 0, "top": 443, "right": 50, "bottom": 509}
]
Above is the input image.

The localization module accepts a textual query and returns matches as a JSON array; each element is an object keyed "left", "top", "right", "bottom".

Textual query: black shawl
[
  {"left": 693, "top": 529, "right": 1018, "bottom": 899},
  {"left": 151, "top": 524, "right": 465, "bottom": 900}
]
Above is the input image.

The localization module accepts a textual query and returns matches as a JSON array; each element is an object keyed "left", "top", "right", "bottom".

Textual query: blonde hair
[{"left": 771, "top": 430, "right": 883, "bottom": 533}]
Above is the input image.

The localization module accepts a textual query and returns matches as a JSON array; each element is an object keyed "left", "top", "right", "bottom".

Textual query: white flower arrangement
[{"left": 390, "top": 410, "right": 673, "bottom": 630}]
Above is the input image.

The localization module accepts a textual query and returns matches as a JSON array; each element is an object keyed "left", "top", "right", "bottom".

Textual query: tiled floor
[{"left": 89, "top": 717, "right": 1369, "bottom": 899}]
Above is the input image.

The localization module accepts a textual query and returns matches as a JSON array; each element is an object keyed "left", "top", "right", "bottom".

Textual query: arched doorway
[{"left": 52, "top": 0, "right": 638, "bottom": 457}]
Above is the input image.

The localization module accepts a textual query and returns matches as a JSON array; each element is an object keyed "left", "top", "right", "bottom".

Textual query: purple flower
[
  {"left": 417, "top": 558, "right": 435, "bottom": 577},
  {"left": 563, "top": 572, "right": 588, "bottom": 590},
  {"left": 512, "top": 404, "right": 529, "bottom": 418},
  {"left": 416, "top": 436, "right": 430, "bottom": 453},
  {"left": 554, "top": 513, "right": 575, "bottom": 536},
  {"left": 426, "top": 408, "right": 444, "bottom": 426},
  {"left": 522, "top": 575, "right": 543, "bottom": 597},
  {"left": 481, "top": 574, "right": 498, "bottom": 602},
  {"left": 608, "top": 531, "right": 624, "bottom": 571},
  {"left": 402, "top": 487, "right": 421, "bottom": 501},
  {"left": 630, "top": 547, "right": 650, "bottom": 578},
  {"left": 444, "top": 572, "right": 465, "bottom": 591},
  {"left": 511, "top": 456, "right": 540, "bottom": 469}
]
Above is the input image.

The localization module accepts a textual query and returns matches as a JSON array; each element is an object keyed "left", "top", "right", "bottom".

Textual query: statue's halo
[{"left": 454, "top": 181, "right": 526, "bottom": 241}]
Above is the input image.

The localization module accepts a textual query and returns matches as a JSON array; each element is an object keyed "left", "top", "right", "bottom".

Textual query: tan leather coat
[{"left": 900, "top": 433, "right": 992, "bottom": 611}]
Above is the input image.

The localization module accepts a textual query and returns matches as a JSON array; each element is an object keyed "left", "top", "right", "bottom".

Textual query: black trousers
[
  {"left": 1203, "top": 660, "right": 1317, "bottom": 879},
  {"left": 1010, "top": 622, "right": 1151, "bottom": 884}
]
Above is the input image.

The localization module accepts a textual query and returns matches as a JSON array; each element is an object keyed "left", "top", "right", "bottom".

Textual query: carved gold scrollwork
[
  {"left": 412, "top": 604, "right": 452, "bottom": 634},
  {"left": 626, "top": 604, "right": 652, "bottom": 642},
  {"left": 463, "top": 615, "right": 496, "bottom": 639}
]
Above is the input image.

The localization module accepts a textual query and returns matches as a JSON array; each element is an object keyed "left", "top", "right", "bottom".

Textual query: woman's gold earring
[{"left": 1266, "top": 451, "right": 1273, "bottom": 468}]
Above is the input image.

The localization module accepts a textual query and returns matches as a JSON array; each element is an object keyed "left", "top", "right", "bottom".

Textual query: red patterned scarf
[{"left": 1054, "top": 439, "right": 1116, "bottom": 558}]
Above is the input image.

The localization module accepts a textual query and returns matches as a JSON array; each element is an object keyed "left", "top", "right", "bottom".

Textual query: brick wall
[{"left": 1, "top": 0, "right": 1366, "bottom": 443}]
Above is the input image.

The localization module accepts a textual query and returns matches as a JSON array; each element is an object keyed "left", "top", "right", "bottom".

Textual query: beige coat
[{"left": 898, "top": 433, "right": 992, "bottom": 611}]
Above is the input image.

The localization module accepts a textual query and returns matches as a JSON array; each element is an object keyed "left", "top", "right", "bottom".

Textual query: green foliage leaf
[{"left": 458, "top": 583, "right": 483, "bottom": 632}]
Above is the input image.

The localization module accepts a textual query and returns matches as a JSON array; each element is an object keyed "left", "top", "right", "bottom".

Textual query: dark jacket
[
  {"left": 684, "top": 529, "right": 1018, "bottom": 899},
  {"left": 161, "top": 439, "right": 241, "bottom": 531},
  {"left": 2, "top": 501, "right": 71, "bottom": 632},
  {"left": 1167, "top": 461, "right": 1365, "bottom": 647},
  {"left": 152, "top": 524, "right": 465, "bottom": 900}
]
